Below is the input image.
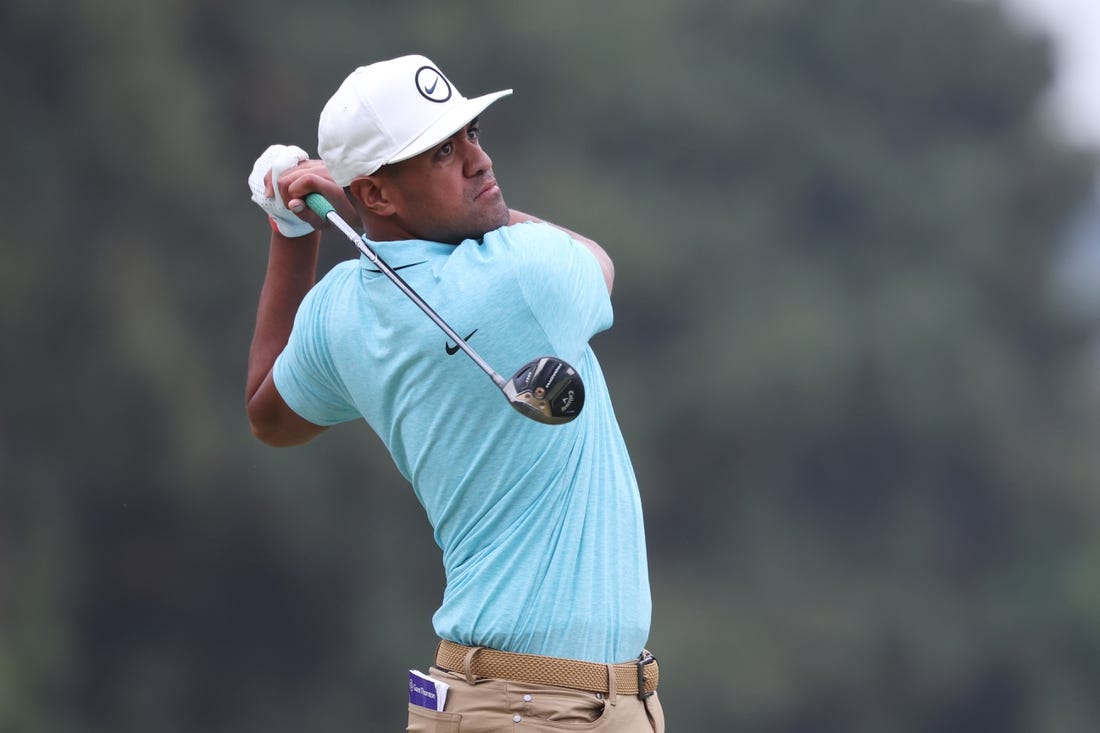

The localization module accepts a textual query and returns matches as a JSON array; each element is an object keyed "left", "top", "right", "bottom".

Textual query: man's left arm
[{"left": 507, "top": 209, "right": 614, "bottom": 294}]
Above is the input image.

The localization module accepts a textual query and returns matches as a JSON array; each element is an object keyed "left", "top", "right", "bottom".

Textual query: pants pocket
[
  {"left": 644, "top": 692, "right": 665, "bottom": 733},
  {"left": 407, "top": 704, "right": 462, "bottom": 733},
  {"left": 506, "top": 683, "right": 608, "bottom": 727}
]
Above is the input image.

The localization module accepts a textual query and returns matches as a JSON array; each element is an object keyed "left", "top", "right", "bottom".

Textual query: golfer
[{"left": 245, "top": 55, "right": 663, "bottom": 732}]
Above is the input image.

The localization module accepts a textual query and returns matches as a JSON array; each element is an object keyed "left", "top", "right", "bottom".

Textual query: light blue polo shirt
[{"left": 273, "top": 222, "right": 651, "bottom": 664}]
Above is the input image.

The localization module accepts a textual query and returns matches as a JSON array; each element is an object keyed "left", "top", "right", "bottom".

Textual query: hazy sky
[{"left": 1000, "top": 0, "right": 1100, "bottom": 151}]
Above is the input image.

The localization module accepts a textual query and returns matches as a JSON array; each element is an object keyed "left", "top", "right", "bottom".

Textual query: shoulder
[
  {"left": 306, "top": 259, "right": 362, "bottom": 301},
  {"left": 319, "top": 258, "right": 362, "bottom": 283},
  {"left": 481, "top": 222, "right": 581, "bottom": 266},
  {"left": 493, "top": 221, "right": 570, "bottom": 245},
  {"left": 291, "top": 259, "right": 363, "bottom": 334}
]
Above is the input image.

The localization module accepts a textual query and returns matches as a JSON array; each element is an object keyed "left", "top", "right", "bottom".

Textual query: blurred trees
[{"left": 3, "top": 0, "right": 1100, "bottom": 731}]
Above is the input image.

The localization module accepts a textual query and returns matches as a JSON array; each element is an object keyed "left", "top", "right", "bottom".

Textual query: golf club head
[{"left": 502, "top": 356, "right": 585, "bottom": 425}]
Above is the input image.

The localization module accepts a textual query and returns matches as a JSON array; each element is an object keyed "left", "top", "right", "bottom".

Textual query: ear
[{"left": 349, "top": 175, "right": 396, "bottom": 216}]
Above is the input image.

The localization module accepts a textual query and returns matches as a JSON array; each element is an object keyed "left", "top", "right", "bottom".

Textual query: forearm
[
  {"left": 246, "top": 229, "right": 321, "bottom": 402},
  {"left": 508, "top": 209, "right": 614, "bottom": 293}
]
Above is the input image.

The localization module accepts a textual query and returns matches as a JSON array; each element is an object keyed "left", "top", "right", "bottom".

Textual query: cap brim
[{"left": 384, "top": 89, "right": 512, "bottom": 167}]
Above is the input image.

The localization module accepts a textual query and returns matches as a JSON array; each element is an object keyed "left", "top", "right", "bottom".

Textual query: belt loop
[
  {"left": 463, "top": 646, "right": 483, "bottom": 686},
  {"left": 605, "top": 664, "right": 618, "bottom": 706}
]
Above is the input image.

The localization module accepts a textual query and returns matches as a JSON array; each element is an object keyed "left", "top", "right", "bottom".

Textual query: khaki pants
[{"left": 407, "top": 666, "right": 665, "bottom": 732}]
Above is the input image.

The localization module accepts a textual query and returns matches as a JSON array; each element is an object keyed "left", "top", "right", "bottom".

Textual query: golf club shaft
[{"left": 304, "top": 193, "right": 507, "bottom": 388}]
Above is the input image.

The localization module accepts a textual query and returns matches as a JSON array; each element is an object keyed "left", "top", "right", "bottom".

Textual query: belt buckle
[{"left": 636, "top": 651, "right": 657, "bottom": 699}]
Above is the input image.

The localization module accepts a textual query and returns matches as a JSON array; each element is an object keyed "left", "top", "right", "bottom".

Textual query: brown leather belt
[{"left": 434, "top": 639, "right": 659, "bottom": 699}]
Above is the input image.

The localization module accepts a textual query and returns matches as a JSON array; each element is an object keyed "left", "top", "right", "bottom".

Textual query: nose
[{"left": 462, "top": 138, "right": 493, "bottom": 177}]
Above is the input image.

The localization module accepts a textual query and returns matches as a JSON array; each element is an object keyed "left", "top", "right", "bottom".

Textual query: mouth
[{"left": 475, "top": 178, "right": 501, "bottom": 200}]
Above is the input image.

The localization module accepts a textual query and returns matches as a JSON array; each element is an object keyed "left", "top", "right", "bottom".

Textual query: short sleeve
[{"left": 272, "top": 280, "right": 360, "bottom": 426}]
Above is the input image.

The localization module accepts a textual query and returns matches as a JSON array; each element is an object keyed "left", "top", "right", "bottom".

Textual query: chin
[
  {"left": 489, "top": 200, "right": 510, "bottom": 229},
  {"left": 470, "top": 208, "right": 510, "bottom": 240}
]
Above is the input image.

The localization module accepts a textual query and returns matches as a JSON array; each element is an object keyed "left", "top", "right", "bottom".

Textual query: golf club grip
[
  {"left": 303, "top": 192, "right": 364, "bottom": 245},
  {"left": 304, "top": 192, "right": 335, "bottom": 219}
]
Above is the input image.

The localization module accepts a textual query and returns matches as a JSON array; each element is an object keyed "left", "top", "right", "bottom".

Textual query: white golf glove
[{"left": 248, "top": 144, "right": 314, "bottom": 238}]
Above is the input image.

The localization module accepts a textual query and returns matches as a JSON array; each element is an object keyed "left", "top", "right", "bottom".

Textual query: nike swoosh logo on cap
[
  {"left": 415, "top": 65, "right": 452, "bottom": 103},
  {"left": 445, "top": 329, "right": 478, "bottom": 356}
]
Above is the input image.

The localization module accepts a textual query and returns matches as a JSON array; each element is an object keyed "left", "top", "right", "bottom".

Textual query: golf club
[{"left": 303, "top": 193, "right": 585, "bottom": 425}]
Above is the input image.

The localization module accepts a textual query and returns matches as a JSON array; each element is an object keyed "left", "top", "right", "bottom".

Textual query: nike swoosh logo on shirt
[
  {"left": 446, "top": 329, "right": 478, "bottom": 355},
  {"left": 364, "top": 260, "right": 426, "bottom": 274}
]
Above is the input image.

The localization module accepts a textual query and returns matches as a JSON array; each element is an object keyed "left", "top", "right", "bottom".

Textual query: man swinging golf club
[{"left": 245, "top": 54, "right": 663, "bottom": 732}]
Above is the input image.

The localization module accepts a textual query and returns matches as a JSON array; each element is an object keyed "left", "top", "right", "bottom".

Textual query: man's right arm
[
  {"left": 245, "top": 227, "right": 330, "bottom": 447},
  {"left": 244, "top": 148, "right": 353, "bottom": 447}
]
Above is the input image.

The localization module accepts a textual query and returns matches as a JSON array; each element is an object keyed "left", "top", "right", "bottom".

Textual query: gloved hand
[{"left": 248, "top": 144, "right": 314, "bottom": 238}]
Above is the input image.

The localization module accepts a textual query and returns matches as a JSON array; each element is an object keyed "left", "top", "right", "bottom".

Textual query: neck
[{"left": 362, "top": 213, "right": 417, "bottom": 242}]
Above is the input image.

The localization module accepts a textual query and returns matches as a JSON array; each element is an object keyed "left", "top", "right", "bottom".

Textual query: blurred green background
[{"left": 4, "top": 0, "right": 1100, "bottom": 730}]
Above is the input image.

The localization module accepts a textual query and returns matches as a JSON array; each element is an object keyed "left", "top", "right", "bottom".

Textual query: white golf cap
[{"left": 318, "top": 55, "right": 512, "bottom": 186}]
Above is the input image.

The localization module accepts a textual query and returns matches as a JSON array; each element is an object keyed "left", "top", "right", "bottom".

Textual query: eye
[
  {"left": 437, "top": 141, "right": 454, "bottom": 157},
  {"left": 467, "top": 125, "right": 480, "bottom": 143}
]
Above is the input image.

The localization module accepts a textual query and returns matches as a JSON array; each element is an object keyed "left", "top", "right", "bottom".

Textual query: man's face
[{"left": 381, "top": 119, "right": 510, "bottom": 244}]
